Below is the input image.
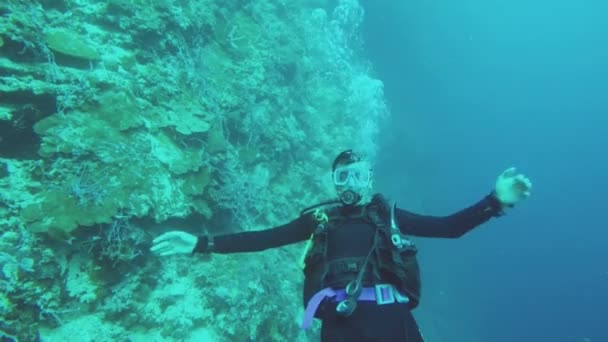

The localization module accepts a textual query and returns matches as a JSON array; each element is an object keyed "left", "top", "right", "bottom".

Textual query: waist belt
[{"left": 301, "top": 283, "right": 409, "bottom": 330}]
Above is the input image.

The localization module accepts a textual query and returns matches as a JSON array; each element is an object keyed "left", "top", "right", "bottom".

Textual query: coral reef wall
[{"left": 0, "top": 0, "right": 389, "bottom": 340}]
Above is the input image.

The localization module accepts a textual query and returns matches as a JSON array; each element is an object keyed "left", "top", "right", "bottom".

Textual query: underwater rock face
[{"left": 0, "top": 0, "right": 389, "bottom": 340}]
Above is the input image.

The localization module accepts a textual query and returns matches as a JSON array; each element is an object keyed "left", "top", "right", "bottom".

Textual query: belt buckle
[{"left": 374, "top": 284, "right": 395, "bottom": 305}]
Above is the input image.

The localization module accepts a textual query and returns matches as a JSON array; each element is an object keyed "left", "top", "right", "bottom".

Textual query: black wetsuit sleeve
[
  {"left": 193, "top": 214, "right": 315, "bottom": 254},
  {"left": 395, "top": 192, "right": 505, "bottom": 238}
]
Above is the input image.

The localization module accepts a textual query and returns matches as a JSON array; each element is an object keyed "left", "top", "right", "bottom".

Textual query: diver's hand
[
  {"left": 150, "top": 231, "right": 198, "bottom": 256},
  {"left": 495, "top": 167, "right": 532, "bottom": 207}
]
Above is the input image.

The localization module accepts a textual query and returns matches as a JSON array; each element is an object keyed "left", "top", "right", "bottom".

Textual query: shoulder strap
[
  {"left": 367, "top": 194, "right": 418, "bottom": 253},
  {"left": 366, "top": 193, "right": 390, "bottom": 229}
]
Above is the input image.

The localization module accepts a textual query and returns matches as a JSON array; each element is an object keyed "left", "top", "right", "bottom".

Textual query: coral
[
  {"left": 44, "top": 29, "right": 100, "bottom": 61},
  {"left": 39, "top": 314, "right": 127, "bottom": 341},
  {"left": 0, "top": 221, "right": 65, "bottom": 340},
  {"left": 65, "top": 255, "right": 98, "bottom": 304},
  {"left": 0, "top": 0, "right": 390, "bottom": 340}
]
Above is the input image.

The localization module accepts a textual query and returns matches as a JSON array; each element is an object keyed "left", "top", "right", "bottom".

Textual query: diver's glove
[
  {"left": 494, "top": 167, "right": 532, "bottom": 207},
  {"left": 150, "top": 231, "right": 198, "bottom": 256}
]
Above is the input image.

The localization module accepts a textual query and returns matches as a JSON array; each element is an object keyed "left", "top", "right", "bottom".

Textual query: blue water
[{"left": 363, "top": 1, "right": 608, "bottom": 341}]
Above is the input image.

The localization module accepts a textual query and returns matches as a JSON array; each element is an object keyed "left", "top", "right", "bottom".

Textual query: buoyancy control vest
[{"left": 300, "top": 194, "right": 422, "bottom": 313}]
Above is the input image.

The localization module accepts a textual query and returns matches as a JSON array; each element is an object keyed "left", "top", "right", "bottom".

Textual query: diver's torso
[{"left": 325, "top": 217, "right": 376, "bottom": 260}]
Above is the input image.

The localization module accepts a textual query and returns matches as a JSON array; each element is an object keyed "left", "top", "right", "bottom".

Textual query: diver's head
[{"left": 332, "top": 150, "right": 373, "bottom": 206}]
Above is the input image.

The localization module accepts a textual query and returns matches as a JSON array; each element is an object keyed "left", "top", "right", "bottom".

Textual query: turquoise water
[
  {"left": 1, "top": 0, "right": 606, "bottom": 340},
  {"left": 366, "top": 1, "right": 608, "bottom": 341}
]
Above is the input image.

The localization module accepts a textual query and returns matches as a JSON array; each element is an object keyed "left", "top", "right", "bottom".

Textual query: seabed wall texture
[{"left": 0, "top": 0, "right": 389, "bottom": 340}]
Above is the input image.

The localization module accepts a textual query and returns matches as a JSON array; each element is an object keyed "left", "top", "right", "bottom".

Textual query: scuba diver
[{"left": 151, "top": 150, "right": 532, "bottom": 341}]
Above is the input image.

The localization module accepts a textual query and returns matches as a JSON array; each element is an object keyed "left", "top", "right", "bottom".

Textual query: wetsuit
[{"left": 194, "top": 192, "right": 504, "bottom": 341}]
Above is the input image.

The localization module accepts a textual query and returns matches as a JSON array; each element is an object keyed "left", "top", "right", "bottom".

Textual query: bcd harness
[{"left": 299, "top": 194, "right": 422, "bottom": 323}]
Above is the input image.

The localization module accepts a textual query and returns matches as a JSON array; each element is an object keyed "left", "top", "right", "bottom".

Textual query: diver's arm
[
  {"left": 193, "top": 214, "right": 315, "bottom": 253},
  {"left": 395, "top": 167, "right": 532, "bottom": 238},
  {"left": 395, "top": 192, "right": 504, "bottom": 238}
]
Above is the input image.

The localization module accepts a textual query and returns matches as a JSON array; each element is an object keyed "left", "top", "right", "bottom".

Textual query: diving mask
[
  {"left": 333, "top": 161, "right": 372, "bottom": 187},
  {"left": 333, "top": 161, "right": 372, "bottom": 205}
]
